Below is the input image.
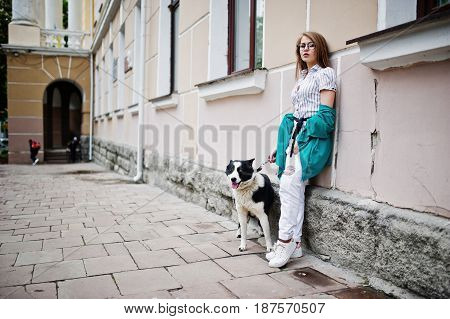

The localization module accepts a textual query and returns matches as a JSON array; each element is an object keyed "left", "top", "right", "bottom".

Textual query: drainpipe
[
  {"left": 89, "top": 53, "right": 93, "bottom": 161},
  {"left": 133, "top": 1, "right": 145, "bottom": 182}
]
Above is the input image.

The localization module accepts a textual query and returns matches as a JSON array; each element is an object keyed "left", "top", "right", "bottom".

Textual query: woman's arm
[{"left": 320, "top": 89, "right": 336, "bottom": 108}]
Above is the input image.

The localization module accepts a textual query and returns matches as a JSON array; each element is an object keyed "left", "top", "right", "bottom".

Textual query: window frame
[
  {"left": 417, "top": 0, "right": 450, "bottom": 18},
  {"left": 169, "top": 0, "right": 180, "bottom": 94},
  {"left": 228, "top": 0, "right": 257, "bottom": 75}
]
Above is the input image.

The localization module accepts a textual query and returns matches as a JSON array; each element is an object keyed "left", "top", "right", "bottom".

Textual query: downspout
[
  {"left": 89, "top": 53, "right": 93, "bottom": 161},
  {"left": 133, "top": 0, "right": 145, "bottom": 182}
]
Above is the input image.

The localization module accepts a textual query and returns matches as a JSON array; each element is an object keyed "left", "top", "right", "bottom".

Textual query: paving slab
[
  {"left": 58, "top": 275, "right": 121, "bottom": 299},
  {"left": 214, "top": 240, "right": 266, "bottom": 256},
  {"left": 13, "top": 226, "right": 50, "bottom": 235},
  {"left": 84, "top": 254, "right": 137, "bottom": 276},
  {"left": 215, "top": 255, "right": 280, "bottom": 278},
  {"left": 120, "top": 230, "right": 160, "bottom": 241},
  {"left": 0, "top": 253, "right": 18, "bottom": 268},
  {"left": 0, "top": 240, "right": 43, "bottom": 254},
  {"left": 0, "top": 266, "right": 34, "bottom": 287},
  {"left": 131, "top": 249, "right": 185, "bottom": 269},
  {"left": 180, "top": 233, "right": 223, "bottom": 245},
  {"left": 63, "top": 245, "right": 108, "bottom": 260},
  {"left": 221, "top": 274, "right": 298, "bottom": 299},
  {"left": 114, "top": 268, "right": 182, "bottom": 295},
  {"left": 29, "top": 220, "right": 62, "bottom": 228},
  {"left": 194, "top": 243, "right": 230, "bottom": 259},
  {"left": 61, "top": 228, "right": 98, "bottom": 238},
  {"left": 124, "top": 241, "right": 150, "bottom": 253},
  {"left": 269, "top": 271, "right": 320, "bottom": 296},
  {"left": 32, "top": 260, "right": 86, "bottom": 283},
  {"left": 104, "top": 243, "right": 130, "bottom": 256},
  {"left": 144, "top": 236, "right": 191, "bottom": 250},
  {"left": 83, "top": 233, "right": 124, "bottom": 245},
  {"left": 186, "top": 222, "right": 227, "bottom": 234},
  {"left": 167, "top": 260, "right": 233, "bottom": 287},
  {"left": 0, "top": 283, "right": 57, "bottom": 299},
  {"left": 171, "top": 282, "right": 237, "bottom": 299},
  {"left": 43, "top": 236, "right": 84, "bottom": 250},
  {"left": 15, "top": 249, "right": 63, "bottom": 266},
  {"left": 275, "top": 268, "right": 346, "bottom": 294},
  {"left": 0, "top": 234, "right": 24, "bottom": 243},
  {"left": 174, "top": 246, "right": 210, "bottom": 263},
  {"left": 24, "top": 231, "right": 61, "bottom": 241},
  {"left": 116, "top": 290, "right": 173, "bottom": 299}
]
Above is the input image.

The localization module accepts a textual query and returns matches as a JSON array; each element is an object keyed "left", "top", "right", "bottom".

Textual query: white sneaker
[
  {"left": 268, "top": 240, "right": 296, "bottom": 268},
  {"left": 266, "top": 242, "right": 302, "bottom": 261}
]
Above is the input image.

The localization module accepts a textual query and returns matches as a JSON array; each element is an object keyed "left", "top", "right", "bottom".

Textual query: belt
[{"left": 289, "top": 116, "right": 310, "bottom": 157}]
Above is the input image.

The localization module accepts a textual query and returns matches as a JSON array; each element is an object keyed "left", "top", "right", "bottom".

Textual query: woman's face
[{"left": 299, "top": 36, "right": 317, "bottom": 66}]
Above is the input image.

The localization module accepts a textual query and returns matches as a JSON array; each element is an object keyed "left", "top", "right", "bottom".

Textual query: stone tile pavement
[{"left": 0, "top": 163, "right": 391, "bottom": 299}]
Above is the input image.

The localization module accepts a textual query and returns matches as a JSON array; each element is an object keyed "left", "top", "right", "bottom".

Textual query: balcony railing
[{"left": 40, "top": 29, "right": 89, "bottom": 50}]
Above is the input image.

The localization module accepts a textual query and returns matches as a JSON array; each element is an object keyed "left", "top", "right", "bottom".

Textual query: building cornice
[{"left": 0, "top": 44, "right": 90, "bottom": 57}]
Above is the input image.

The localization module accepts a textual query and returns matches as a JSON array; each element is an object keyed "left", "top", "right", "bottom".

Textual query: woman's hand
[
  {"left": 268, "top": 149, "right": 277, "bottom": 163},
  {"left": 293, "top": 143, "right": 299, "bottom": 154}
]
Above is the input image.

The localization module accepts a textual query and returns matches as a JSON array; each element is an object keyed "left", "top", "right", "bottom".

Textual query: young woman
[{"left": 267, "top": 31, "right": 337, "bottom": 268}]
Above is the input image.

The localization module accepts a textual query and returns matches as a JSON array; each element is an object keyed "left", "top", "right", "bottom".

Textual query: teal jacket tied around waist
[{"left": 275, "top": 104, "right": 336, "bottom": 181}]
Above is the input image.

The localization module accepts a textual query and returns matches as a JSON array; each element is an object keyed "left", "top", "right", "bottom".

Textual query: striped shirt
[{"left": 291, "top": 64, "right": 337, "bottom": 119}]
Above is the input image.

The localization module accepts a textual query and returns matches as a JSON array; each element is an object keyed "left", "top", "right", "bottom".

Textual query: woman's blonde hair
[{"left": 295, "top": 31, "right": 331, "bottom": 79}]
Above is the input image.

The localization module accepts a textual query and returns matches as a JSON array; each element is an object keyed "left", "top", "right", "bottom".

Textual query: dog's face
[{"left": 225, "top": 159, "right": 255, "bottom": 189}]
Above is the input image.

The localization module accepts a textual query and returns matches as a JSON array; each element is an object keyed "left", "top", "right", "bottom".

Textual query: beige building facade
[
  {"left": 4, "top": 0, "right": 92, "bottom": 163},
  {"left": 91, "top": 0, "right": 449, "bottom": 217},
  {"left": 4, "top": 0, "right": 450, "bottom": 297}
]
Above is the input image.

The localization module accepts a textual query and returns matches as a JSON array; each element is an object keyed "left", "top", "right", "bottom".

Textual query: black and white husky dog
[{"left": 225, "top": 159, "right": 274, "bottom": 252}]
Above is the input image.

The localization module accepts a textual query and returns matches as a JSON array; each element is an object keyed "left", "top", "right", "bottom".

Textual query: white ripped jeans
[{"left": 278, "top": 158, "right": 306, "bottom": 242}]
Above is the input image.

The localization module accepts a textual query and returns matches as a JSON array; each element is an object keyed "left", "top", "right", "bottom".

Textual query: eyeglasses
[{"left": 298, "top": 42, "right": 316, "bottom": 50}]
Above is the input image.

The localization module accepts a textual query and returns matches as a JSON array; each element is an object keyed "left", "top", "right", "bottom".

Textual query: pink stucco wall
[{"left": 372, "top": 59, "right": 450, "bottom": 217}]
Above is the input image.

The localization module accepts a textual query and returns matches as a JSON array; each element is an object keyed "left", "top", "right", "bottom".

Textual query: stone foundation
[
  {"left": 93, "top": 139, "right": 450, "bottom": 298},
  {"left": 92, "top": 137, "right": 137, "bottom": 176},
  {"left": 80, "top": 135, "right": 90, "bottom": 162}
]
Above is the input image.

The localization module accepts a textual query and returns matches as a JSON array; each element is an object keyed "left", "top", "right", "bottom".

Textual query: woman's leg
[{"left": 278, "top": 169, "right": 305, "bottom": 242}]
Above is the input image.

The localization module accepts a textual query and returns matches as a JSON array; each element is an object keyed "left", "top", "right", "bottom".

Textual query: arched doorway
[{"left": 43, "top": 80, "right": 82, "bottom": 162}]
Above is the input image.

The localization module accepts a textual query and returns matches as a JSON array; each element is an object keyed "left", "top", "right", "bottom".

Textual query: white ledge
[
  {"left": 114, "top": 109, "right": 124, "bottom": 118},
  {"left": 197, "top": 69, "right": 267, "bottom": 102},
  {"left": 151, "top": 94, "right": 179, "bottom": 110},
  {"left": 358, "top": 18, "right": 450, "bottom": 70},
  {"left": 128, "top": 104, "right": 139, "bottom": 116}
]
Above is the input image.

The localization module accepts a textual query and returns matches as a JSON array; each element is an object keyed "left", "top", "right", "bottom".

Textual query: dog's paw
[
  {"left": 238, "top": 244, "right": 246, "bottom": 252},
  {"left": 266, "top": 246, "right": 273, "bottom": 253}
]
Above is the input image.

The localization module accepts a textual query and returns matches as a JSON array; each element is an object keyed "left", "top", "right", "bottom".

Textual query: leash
[
  {"left": 256, "top": 116, "right": 309, "bottom": 173},
  {"left": 256, "top": 159, "right": 270, "bottom": 172}
]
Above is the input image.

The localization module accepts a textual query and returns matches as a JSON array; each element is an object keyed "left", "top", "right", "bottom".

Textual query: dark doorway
[{"left": 43, "top": 80, "right": 82, "bottom": 154}]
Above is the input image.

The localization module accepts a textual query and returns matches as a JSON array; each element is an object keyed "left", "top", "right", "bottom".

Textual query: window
[
  {"left": 112, "top": 58, "right": 118, "bottom": 82},
  {"left": 417, "top": 0, "right": 450, "bottom": 18},
  {"left": 228, "top": 0, "right": 264, "bottom": 74},
  {"left": 133, "top": 3, "right": 141, "bottom": 104},
  {"left": 118, "top": 26, "right": 125, "bottom": 109},
  {"left": 95, "top": 65, "right": 100, "bottom": 117},
  {"left": 169, "top": 0, "right": 180, "bottom": 93},
  {"left": 108, "top": 46, "right": 113, "bottom": 114}
]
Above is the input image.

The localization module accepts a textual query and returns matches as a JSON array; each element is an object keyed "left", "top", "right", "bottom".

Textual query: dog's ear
[
  {"left": 225, "top": 160, "right": 234, "bottom": 174},
  {"left": 248, "top": 158, "right": 255, "bottom": 165}
]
